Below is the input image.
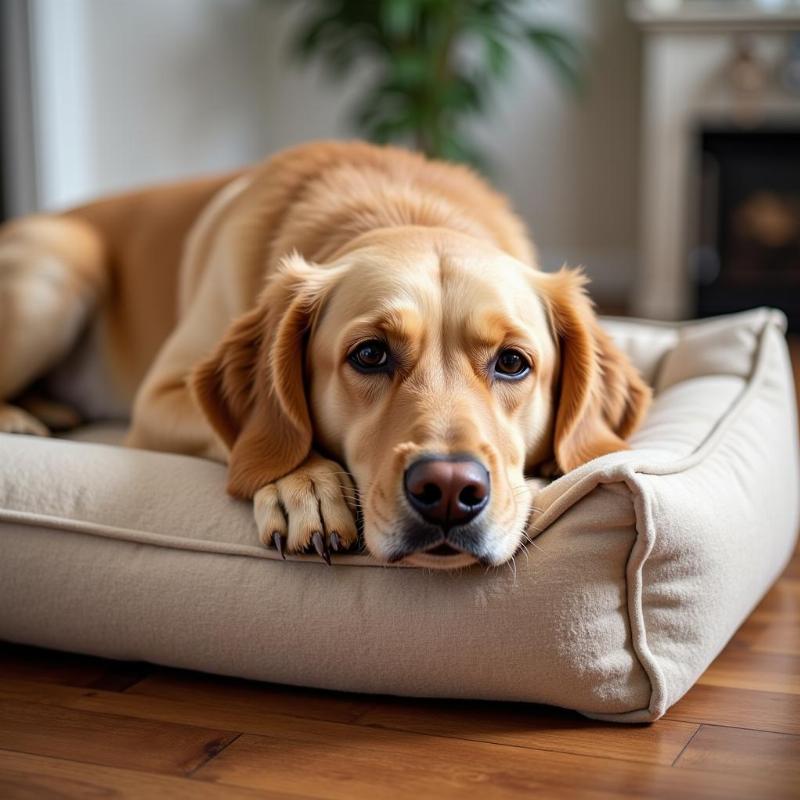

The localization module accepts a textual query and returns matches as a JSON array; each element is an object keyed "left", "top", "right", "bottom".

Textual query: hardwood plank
[
  {"left": 0, "top": 643, "right": 146, "bottom": 690},
  {"left": 0, "top": 749, "right": 300, "bottom": 800},
  {"left": 0, "top": 678, "right": 382, "bottom": 749},
  {"left": 748, "top": 576, "right": 800, "bottom": 615},
  {"left": 128, "top": 670, "right": 373, "bottom": 725},
  {"left": 0, "top": 678, "right": 490, "bottom": 762},
  {"left": 354, "top": 698, "right": 697, "bottom": 766},
  {"left": 675, "top": 725, "right": 800, "bottom": 787},
  {"left": 665, "top": 684, "right": 800, "bottom": 735},
  {"left": 735, "top": 620, "right": 800, "bottom": 657},
  {"left": 0, "top": 678, "right": 114, "bottom": 707},
  {"left": 783, "top": 545, "right": 800, "bottom": 580},
  {"left": 0, "top": 696, "right": 236, "bottom": 775},
  {"left": 697, "top": 647, "right": 800, "bottom": 695},
  {"left": 0, "top": 676, "right": 696, "bottom": 769},
  {"left": 730, "top": 577, "right": 800, "bottom": 657},
  {"left": 195, "top": 730, "right": 795, "bottom": 800},
  {"left": 86, "top": 663, "right": 151, "bottom": 693}
]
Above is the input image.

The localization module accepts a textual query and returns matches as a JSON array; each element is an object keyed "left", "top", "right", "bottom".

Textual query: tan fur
[
  {"left": 0, "top": 141, "right": 651, "bottom": 567},
  {"left": 534, "top": 269, "right": 652, "bottom": 472}
]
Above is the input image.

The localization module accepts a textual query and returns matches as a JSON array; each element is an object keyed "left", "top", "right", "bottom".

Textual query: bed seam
[{"left": 581, "top": 315, "right": 779, "bottom": 723}]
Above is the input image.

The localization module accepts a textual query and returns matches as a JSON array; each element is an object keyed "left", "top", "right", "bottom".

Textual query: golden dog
[{"left": 0, "top": 141, "right": 651, "bottom": 568}]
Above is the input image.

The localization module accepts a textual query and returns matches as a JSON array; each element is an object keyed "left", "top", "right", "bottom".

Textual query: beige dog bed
[{"left": 1, "top": 308, "right": 797, "bottom": 722}]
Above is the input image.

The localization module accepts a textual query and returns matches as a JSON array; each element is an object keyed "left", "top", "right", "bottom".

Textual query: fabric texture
[{"left": 0, "top": 308, "right": 797, "bottom": 721}]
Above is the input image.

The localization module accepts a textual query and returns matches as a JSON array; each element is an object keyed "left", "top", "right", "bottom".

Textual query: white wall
[
  {"left": 471, "top": 1, "right": 642, "bottom": 298},
  {"left": 27, "top": 0, "right": 641, "bottom": 300}
]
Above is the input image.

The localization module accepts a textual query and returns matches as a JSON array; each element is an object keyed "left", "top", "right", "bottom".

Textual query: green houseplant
[{"left": 283, "top": 0, "right": 583, "bottom": 167}]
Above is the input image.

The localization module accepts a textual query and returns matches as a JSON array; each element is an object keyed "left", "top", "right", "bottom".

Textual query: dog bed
[{"left": 0, "top": 308, "right": 797, "bottom": 722}]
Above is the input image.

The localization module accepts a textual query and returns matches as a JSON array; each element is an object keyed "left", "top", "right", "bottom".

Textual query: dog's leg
[
  {"left": 16, "top": 392, "right": 83, "bottom": 431},
  {"left": 0, "top": 403, "right": 50, "bottom": 436},
  {"left": 253, "top": 454, "right": 360, "bottom": 561},
  {"left": 0, "top": 215, "right": 105, "bottom": 434},
  {"left": 126, "top": 364, "right": 226, "bottom": 459},
  {"left": 125, "top": 311, "right": 229, "bottom": 460}
]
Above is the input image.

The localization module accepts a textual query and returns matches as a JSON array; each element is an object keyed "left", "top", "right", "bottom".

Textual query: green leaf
[
  {"left": 485, "top": 33, "right": 511, "bottom": 77},
  {"left": 387, "top": 51, "right": 430, "bottom": 87},
  {"left": 275, "top": 0, "right": 584, "bottom": 166},
  {"left": 523, "top": 26, "right": 584, "bottom": 94},
  {"left": 380, "top": 0, "right": 418, "bottom": 39},
  {"left": 437, "top": 132, "right": 488, "bottom": 170},
  {"left": 291, "top": 13, "right": 341, "bottom": 61},
  {"left": 366, "top": 116, "right": 417, "bottom": 144},
  {"left": 441, "top": 74, "right": 486, "bottom": 114}
]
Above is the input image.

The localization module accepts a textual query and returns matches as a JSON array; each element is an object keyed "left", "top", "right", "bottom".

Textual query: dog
[{"left": 0, "top": 141, "right": 651, "bottom": 569}]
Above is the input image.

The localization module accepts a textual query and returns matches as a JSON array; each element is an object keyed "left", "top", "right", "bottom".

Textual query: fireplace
[
  {"left": 629, "top": 2, "right": 800, "bottom": 324},
  {"left": 691, "top": 128, "right": 800, "bottom": 330}
]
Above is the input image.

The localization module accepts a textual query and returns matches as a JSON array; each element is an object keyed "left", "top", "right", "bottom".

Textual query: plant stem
[{"left": 417, "top": 3, "right": 457, "bottom": 157}]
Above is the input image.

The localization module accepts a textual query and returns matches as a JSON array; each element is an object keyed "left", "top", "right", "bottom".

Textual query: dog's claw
[
  {"left": 330, "top": 532, "right": 341, "bottom": 552},
  {"left": 311, "top": 531, "right": 330, "bottom": 565},
  {"left": 272, "top": 532, "right": 286, "bottom": 560}
]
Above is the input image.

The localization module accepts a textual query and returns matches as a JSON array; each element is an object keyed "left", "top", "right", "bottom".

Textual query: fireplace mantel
[
  {"left": 629, "top": 1, "right": 800, "bottom": 32},
  {"left": 629, "top": 3, "right": 800, "bottom": 319}
]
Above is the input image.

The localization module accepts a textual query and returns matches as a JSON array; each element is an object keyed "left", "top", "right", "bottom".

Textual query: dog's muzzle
[{"left": 388, "top": 454, "right": 491, "bottom": 565}]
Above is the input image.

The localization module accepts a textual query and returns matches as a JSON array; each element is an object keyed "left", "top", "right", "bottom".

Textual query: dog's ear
[
  {"left": 191, "top": 253, "right": 333, "bottom": 498},
  {"left": 537, "top": 268, "right": 652, "bottom": 473}
]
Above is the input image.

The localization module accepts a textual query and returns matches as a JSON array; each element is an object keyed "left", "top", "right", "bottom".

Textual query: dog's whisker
[
  {"left": 337, "top": 492, "right": 362, "bottom": 502},
  {"left": 521, "top": 531, "right": 545, "bottom": 553},
  {"left": 526, "top": 522, "right": 544, "bottom": 533}
]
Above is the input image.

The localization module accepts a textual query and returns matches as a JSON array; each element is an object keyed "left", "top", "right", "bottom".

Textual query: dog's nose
[{"left": 404, "top": 456, "right": 490, "bottom": 529}]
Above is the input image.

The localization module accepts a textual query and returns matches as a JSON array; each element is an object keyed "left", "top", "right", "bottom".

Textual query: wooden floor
[
  {"left": 0, "top": 547, "right": 797, "bottom": 800},
  {"left": 1, "top": 340, "right": 798, "bottom": 799}
]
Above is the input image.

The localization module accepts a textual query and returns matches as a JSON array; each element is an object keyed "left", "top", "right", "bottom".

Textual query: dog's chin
[
  {"left": 362, "top": 506, "right": 524, "bottom": 570},
  {"left": 402, "top": 551, "right": 478, "bottom": 570}
]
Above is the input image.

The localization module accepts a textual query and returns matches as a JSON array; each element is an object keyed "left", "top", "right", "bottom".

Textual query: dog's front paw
[{"left": 253, "top": 454, "right": 358, "bottom": 563}]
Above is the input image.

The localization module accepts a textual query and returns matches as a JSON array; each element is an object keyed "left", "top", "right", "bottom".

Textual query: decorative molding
[
  {"left": 631, "top": 18, "right": 800, "bottom": 319},
  {"left": 629, "top": 1, "right": 800, "bottom": 32}
]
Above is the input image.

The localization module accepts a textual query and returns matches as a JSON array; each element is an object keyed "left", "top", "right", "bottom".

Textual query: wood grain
[
  {"left": 136, "top": 680, "right": 699, "bottom": 766},
  {"left": 697, "top": 647, "right": 800, "bottom": 695},
  {"left": 0, "top": 749, "right": 299, "bottom": 800},
  {"left": 194, "top": 729, "right": 795, "bottom": 800},
  {"left": 0, "top": 676, "right": 696, "bottom": 769},
  {"left": 0, "top": 643, "right": 137, "bottom": 689},
  {"left": 734, "top": 579, "right": 800, "bottom": 656},
  {"left": 665, "top": 684, "right": 800, "bottom": 736},
  {"left": 128, "top": 669, "right": 373, "bottom": 725},
  {"left": 675, "top": 725, "right": 800, "bottom": 787},
  {"left": 355, "top": 699, "right": 697, "bottom": 765},
  {"left": 0, "top": 696, "right": 236, "bottom": 775},
  {"left": 0, "top": 678, "right": 397, "bottom": 754}
]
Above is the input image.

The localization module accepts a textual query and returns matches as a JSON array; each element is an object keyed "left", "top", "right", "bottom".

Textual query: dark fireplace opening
[{"left": 691, "top": 128, "right": 800, "bottom": 332}]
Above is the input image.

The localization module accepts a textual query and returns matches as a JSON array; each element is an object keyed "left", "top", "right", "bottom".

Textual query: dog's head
[{"left": 193, "top": 228, "right": 650, "bottom": 568}]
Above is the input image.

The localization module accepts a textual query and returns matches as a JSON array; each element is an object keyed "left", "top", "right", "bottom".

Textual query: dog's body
[{"left": 0, "top": 141, "right": 650, "bottom": 568}]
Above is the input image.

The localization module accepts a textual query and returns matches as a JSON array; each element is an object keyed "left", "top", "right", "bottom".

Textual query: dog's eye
[
  {"left": 349, "top": 340, "right": 391, "bottom": 372},
  {"left": 494, "top": 348, "right": 530, "bottom": 379}
]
